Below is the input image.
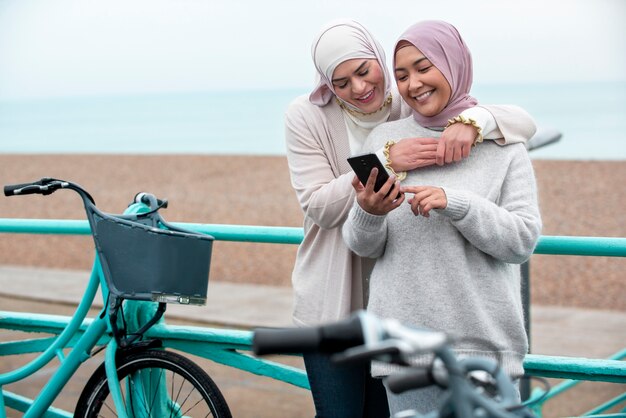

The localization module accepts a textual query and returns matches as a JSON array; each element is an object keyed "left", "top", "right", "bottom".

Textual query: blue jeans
[{"left": 303, "top": 352, "right": 389, "bottom": 418}]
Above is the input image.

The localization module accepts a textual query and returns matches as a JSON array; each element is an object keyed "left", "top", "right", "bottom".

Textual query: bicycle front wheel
[{"left": 75, "top": 349, "right": 232, "bottom": 418}]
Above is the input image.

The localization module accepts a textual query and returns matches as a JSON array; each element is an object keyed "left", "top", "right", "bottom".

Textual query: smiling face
[
  {"left": 394, "top": 43, "right": 451, "bottom": 117},
  {"left": 331, "top": 58, "right": 386, "bottom": 113}
]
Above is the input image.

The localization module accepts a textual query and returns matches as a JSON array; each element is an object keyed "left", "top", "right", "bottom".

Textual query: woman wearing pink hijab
[
  {"left": 286, "top": 19, "right": 537, "bottom": 417},
  {"left": 342, "top": 20, "right": 541, "bottom": 415}
]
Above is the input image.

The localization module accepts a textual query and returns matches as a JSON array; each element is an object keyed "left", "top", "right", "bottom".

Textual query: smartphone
[{"left": 347, "top": 153, "right": 392, "bottom": 194}]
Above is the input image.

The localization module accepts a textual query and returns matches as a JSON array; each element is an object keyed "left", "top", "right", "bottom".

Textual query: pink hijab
[
  {"left": 309, "top": 19, "right": 392, "bottom": 109},
  {"left": 394, "top": 20, "right": 478, "bottom": 128}
]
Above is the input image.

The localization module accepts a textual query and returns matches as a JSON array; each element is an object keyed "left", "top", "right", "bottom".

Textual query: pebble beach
[{"left": 0, "top": 154, "right": 623, "bottom": 311}]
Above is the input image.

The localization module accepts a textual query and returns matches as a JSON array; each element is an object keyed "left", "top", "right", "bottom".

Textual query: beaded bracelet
[
  {"left": 445, "top": 115, "right": 484, "bottom": 146},
  {"left": 383, "top": 140, "right": 407, "bottom": 181}
]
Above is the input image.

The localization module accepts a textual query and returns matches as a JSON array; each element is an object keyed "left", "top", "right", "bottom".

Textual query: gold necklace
[{"left": 336, "top": 93, "right": 392, "bottom": 117}]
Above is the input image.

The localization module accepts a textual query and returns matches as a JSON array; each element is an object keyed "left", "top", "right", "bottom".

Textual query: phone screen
[{"left": 347, "top": 153, "right": 390, "bottom": 193}]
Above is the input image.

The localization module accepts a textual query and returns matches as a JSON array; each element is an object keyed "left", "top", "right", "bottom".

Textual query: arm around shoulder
[{"left": 477, "top": 105, "right": 537, "bottom": 145}]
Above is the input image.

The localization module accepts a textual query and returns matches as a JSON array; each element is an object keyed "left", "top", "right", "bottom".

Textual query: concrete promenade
[
  {"left": 0, "top": 266, "right": 624, "bottom": 356},
  {"left": 0, "top": 265, "right": 624, "bottom": 417}
]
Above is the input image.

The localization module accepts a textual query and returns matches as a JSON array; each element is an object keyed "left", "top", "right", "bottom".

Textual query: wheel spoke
[
  {"left": 128, "top": 369, "right": 151, "bottom": 416},
  {"left": 174, "top": 371, "right": 190, "bottom": 414},
  {"left": 145, "top": 366, "right": 165, "bottom": 415},
  {"left": 180, "top": 396, "right": 207, "bottom": 417},
  {"left": 102, "top": 398, "right": 117, "bottom": 416}
]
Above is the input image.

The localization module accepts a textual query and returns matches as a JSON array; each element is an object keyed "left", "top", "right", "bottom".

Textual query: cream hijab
[{"left": 309, "top": 19, "right": 392, "bottom": 112}]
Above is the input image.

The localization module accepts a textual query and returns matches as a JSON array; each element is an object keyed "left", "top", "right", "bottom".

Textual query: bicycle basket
[{"left": 90, "top": 210, "right": 213, "bottom": 305}]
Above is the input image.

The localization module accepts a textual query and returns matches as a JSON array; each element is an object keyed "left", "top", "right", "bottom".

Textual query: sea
[{"left": 1, "top": 81, "right": 624, "bottom": 160}]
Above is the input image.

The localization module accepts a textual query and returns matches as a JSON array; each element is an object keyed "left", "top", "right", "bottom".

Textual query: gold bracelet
[
  {"left": 383, "top": 140, "right": 407, "bottom": 181},
  {"left": 445, "top": 115, "right": 484, "bottom": 146}
]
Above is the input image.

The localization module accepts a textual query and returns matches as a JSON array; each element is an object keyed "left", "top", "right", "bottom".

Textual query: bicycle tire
[{"left": 75, "top": 349, "right": 232, "bottom": 418}]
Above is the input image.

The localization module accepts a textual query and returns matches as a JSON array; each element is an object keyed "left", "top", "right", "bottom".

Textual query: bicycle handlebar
[
  {"left": 4, "top": 178, "right": 166, "bottom": 214},
  {"left": 253, "top": 312, "right": 537, "bottom": 418},
  {"left": 253, "top": 314, "right": 364, "bottom": 355},
  {"left": 4, "top": 178, "right": 65, "bottom": 197},
  {"left": 253, "top": 311, "right": 448, "bottom": 364}
]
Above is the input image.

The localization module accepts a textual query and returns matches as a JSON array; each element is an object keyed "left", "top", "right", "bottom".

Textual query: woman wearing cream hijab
[{"left": 285, "top": 19, "right": 536, "bottom": 417}]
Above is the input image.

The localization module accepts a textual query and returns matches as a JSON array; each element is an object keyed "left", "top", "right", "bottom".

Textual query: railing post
[{"left": 521, "top": 260, "right": 531, "bottom": 401}]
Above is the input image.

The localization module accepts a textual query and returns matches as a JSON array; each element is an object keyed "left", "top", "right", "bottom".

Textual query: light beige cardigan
[{"left": 285, "top": 93, "right": 536, "bottom": 326}]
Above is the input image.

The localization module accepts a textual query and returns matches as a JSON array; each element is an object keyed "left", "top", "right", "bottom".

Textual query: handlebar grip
[
  {"left": 4, "top": 178, "right": 66, "bottom": 197},
  {"left": 386, "top": 368, "right": 435, "bottom": 394},
  {"left": 252, "top": 327, "right": 321, "bottom": 355},
  {"left": 4, "top": 181, "right": 46, "bottom": 196},
  {"left": 317, "top": 315, "right": 364, "bottom": 353},
  {"left": 253, "top": 314, "right": 365, "bottom": 356}
]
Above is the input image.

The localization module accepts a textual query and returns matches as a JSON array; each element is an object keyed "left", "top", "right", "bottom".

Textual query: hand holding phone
[
  {"left": 347, "top": 153, "right": 404, "bottom": 215},
  {"left": 347, "top": 153, "right": 390, "bottom": 193},
  {"left": 347, "top": 153, "right": 401, "bottom": 199}
]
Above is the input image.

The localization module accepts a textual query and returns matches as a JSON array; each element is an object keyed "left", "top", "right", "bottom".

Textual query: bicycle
[
  {"left": 253, "top": 310, "right": 543, "bottom": 418},
  {"left": 1, "top": 177, "right": 232, "bottom": 417}
]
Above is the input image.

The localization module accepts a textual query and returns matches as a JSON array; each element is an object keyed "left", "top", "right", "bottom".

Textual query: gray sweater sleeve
[
  {"left": 342, "top": 204, "right": 388, "bottom": 258},
  {"left": 439, "top": 146, "right": 542, "bottom": 263}
]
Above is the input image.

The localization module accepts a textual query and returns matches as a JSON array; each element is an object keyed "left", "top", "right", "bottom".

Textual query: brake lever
[
  {"left": 331, "top": 340, "right": 411, "bottom": 366},
  {"left": 40, "top": 180, "right": 68, "bottom": 195},
  {"left": 16, "top": 181, "right": 65, "bottom": 196}
]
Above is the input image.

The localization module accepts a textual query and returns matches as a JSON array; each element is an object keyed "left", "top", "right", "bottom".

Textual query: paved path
[
  {"left": 0, "top": 265, "right": 625, "bottom": 358},
  {"left": 0, "top": 265, "right": 293, "bottom": 328}
]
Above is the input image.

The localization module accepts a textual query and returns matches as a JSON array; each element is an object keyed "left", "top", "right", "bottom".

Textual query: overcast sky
[{"left": 0, "top": 0, "right": 624, "bottom": 99}]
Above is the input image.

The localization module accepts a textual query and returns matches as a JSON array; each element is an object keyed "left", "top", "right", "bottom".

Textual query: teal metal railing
[
  {"left": 1, "top": 219, "right": 626, "bottom": 252},
  {"left": 525, "top": 348, "right": 626, "bottom": 417},
  {"left": 0, "top": 218, "right": 625, "bottom": 416}
]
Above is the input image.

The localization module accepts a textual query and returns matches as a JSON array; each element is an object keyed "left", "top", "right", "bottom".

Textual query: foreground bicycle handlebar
[{"left": 253, "top": 311, "right": 536, "bottom": 418}]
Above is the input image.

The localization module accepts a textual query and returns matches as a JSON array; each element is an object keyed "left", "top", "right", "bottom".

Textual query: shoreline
[
  {"left": 0, "top": 154, "right": 624, "bottom": 310},
  {"left": 2, "top": 151, "right": 625, "bottom": 162}
]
